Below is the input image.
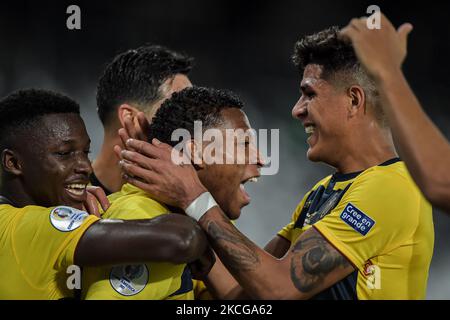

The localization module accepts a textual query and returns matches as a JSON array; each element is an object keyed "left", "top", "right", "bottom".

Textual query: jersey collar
[{"left": 332, "top": 157, "right": 401, "bottom": 182}]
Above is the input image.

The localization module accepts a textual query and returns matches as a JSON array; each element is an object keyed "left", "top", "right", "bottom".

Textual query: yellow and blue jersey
[
  {"left": 0, "top": 203, "right": 99, "bottom": 299},
  {"left": 278, "top": 158, "right": 434, "bottom": 300},
  {"left": 82, "top": 183, "right": 195, "bottom": 300}
]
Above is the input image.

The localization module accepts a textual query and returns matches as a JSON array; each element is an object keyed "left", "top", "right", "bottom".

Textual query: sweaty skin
[{"left": 0, "top": 113, "right": 209, "bottom": 269}]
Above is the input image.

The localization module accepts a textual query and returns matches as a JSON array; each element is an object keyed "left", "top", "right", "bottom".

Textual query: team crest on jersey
[
  {"left": 49, "top": 206, "right": 89, "bottom": 232},
  {"left": 110, "top": 264, "right": 149, "bottom": 296}
]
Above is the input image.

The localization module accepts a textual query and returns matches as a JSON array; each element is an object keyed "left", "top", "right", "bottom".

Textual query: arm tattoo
[
  {"left": 290, "top": 229, "right": 351, "bottom": 293},
  {"left": 205, "top": 213, "right": 260, "bottom": 274}
]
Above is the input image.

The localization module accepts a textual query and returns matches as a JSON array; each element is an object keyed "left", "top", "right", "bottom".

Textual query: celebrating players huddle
[{"left": 0, "top": 13, "right": 445, "bottom": 300}]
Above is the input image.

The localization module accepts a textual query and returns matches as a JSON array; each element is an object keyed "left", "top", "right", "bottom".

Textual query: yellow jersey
[
  {"left": 278, "top": 158, "right": 434, "bottom": 300},
  {"left": 0, "top": 204, "right": 99, "bottom": 299},
  {"left": 82, "top": 183, "right": 194, "bottom": 300}
]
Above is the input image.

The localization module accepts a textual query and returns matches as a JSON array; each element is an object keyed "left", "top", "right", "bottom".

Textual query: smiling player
[
  {"left": 0, "top": 89, "right": 208, "bottom": 299},
  {"left": 118, "top": 27, "right": 434, "bottom": 300}
]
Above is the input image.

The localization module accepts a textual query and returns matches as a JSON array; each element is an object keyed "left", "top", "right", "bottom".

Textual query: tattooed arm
[
  {"left": 200, "top": 234, "right": 292, "bottom": 299},
  {"left": 197, "top": 207, "right": 354, "bottom": 299},
  {"left": 118, "top": 139, "right": 355, "bottom": 299}
]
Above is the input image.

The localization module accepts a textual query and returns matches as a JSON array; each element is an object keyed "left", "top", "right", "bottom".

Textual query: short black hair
[
  {"left": 149, "top": 86, "right": 244, "bottom": 146},
  {"left": 0, "top": 89, "right": 80, "bottom": 149},
  {"left": 292, "top": 26, "right": 358, "bottom": 78},
  {"left": 293, "top": 26, "right": 383, "bottom": 124},
  {"left": 96, "top": 44, "right": 194, "bottom": 125}
]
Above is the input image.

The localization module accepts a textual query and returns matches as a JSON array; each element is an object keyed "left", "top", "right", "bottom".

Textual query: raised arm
[
  {"left": 340, "top": 13, "right": 450, "bottom": 212},
  {"left": 75, "top": 214, "right": 208, "bottom": 266}
]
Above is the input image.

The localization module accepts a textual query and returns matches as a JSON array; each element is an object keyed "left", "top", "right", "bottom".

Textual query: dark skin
[
  {"left": 115, "top": 108, "right": 263, "bottom": 292},
  {"left": 0, "top": 113, "right": 208, "bottom": 267}
]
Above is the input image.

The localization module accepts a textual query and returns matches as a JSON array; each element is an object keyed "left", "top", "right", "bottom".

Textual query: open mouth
[
  {"left": 64, "top": 183, "right": 87, "bottom": 198},
  {"left": 239, "top": 175, "right": 260, "bottom": 204},
  {"left": 305, "top": 124, "right": 316, "bottom": 136}
]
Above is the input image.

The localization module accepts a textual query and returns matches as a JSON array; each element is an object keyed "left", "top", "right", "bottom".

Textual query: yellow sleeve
[
  {"left": 13, "top": 206, "right": 99, "bottom": 287},
  {"left": 313, "top": 170, "right": 421, "bottom": 270},
  {"left": 84, "top": 195, "right": 187, "bottom": 300},
  {"left": 193, "top": 280, "right": 213, "bottom": 300}
]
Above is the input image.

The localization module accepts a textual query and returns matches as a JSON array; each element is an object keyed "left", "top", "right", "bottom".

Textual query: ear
[
  {"left": 185, "top": 139, "right": 205, "bottom": 170},
  {"left": 1, "top": 149, "right": 23, "bottom": 176},
  {"left": 117, "top": 104, "right": 140, "bottom": 128},
  {"left": 347, "top": 85, "right": 366, "bottom": 118}
]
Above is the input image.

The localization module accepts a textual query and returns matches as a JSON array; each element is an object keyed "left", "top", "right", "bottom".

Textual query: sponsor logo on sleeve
[
  {"left": 340, "top": 203, "right": 375, "bottom": 236},
  {"left": 49, "top": 206, "right": 89, "bottom": 232}
]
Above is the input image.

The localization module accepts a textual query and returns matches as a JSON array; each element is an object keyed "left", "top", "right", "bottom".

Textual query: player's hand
[
  {"left": 117, "top": 112, "right": 151, "bottom": 150},
  {"left": 340, "top": 13, "right": 413, "bottom": 81},
  {"left": 83, "top": 186, "right": 110, "bottom": 217},
  {"left": 189, "top": 247, "right": 216, "bottom": 280},
  {"left": 116, "top": 138, "right": 207, "bottom": 210}
]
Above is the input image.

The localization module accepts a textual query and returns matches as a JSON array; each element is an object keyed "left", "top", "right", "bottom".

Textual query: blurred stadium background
[{"left": 0, "top": 0, "right": 449, "bottom": 299}]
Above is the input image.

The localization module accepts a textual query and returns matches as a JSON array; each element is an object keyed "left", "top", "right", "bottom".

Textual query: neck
[
  {"left": 334, "top": 125, "right": 397, "bottom": 174},
  {"left": 92, "top": 128, "right": 124, "bottom": 193},
  {"left": 0, "top": 181, "right": 36, "bottom": 208}
]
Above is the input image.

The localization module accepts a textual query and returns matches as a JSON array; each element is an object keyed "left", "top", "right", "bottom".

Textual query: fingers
[
  {"left": 114, "top": 144, "right": 123, "bottom": 160},
  {"left": 121, "top": 149, "right": 160, "bottom": 171},
  {"left": 118, "top": 128, "right": 133, "bottom": 151},
  {"left": 83, "top": 192, "right": 102, "bottom": 217},
  {"left": 126, "top": 138, "right": 173, "bottom": 161},
  {"left": 340, "top": 25, "right": 359, "bottom": 42},
  {"left": 86, "top": 186, "right": 111, "bottom": 212},
  {"left": 123, "top": 114, "right": 139, "bottom": 141},
  {"left": 398, "top": 22, "right": 413, "bottom": 45},
  {"left": 120, "top": 160, "right": 161, "bottom": 183},
  {"left": 137, "top": 112, "right": 150, "bottom": 141}
]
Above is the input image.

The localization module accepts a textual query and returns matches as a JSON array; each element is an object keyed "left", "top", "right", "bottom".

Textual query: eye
[{"left": 56, "top": 151, "right": 71, "bottom": 157}]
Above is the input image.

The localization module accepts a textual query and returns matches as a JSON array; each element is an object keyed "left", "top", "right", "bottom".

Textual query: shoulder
[{"left": 105, "top": 185, "right": 169, "bottom": 220}]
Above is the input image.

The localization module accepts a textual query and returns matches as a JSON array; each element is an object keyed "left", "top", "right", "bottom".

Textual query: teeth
[
  {"left": 65, "top": 184, "right": 87, "bottom": 196},
  {"left": 66, "top": 184, "right": 86, "bottom": 189},
  {"left": 248, "top": 177, "right": 258, "bottom": 183},
  {"left": 305, "top": 125, "right": 315, "bottom": 134}
]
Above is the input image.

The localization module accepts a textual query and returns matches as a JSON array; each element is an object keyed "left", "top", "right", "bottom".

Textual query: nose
[
  {"left": 74, "top": 152, "right": 92, "bottom": 176},
  {"left": 292, "top": 98, "right": 308, "bottom": 121}
]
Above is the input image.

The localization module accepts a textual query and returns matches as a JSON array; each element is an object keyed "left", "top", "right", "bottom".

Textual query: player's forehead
[
  {"left": 218, "top": 108, "right": 251, "bottom": 131},
  {"left": 33, "top": 113, "right": 90, "bottom": 147},
  {"left": 301, "top": 64, "right": 328, "bottom": 90}
]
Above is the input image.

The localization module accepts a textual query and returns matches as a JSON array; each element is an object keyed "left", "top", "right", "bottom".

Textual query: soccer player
[
  {"left": 340, "top": 13, "right": 450, "bottom": 213},
  {"left": 92, "top": 45, "right": 193, "bottom": 195},
  {"left": 82, "top": 86, "right": 263, "bottom": 299},
  {"left": 0, "top": 89, "right": 208, "bottom": 299},
  {"left": 118, "top": 27, "right": 434, "bottom": 299}
]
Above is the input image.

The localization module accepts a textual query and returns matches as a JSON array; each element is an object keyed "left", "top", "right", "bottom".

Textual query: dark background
[{"left": 1, "top": 0, "right": 449, "bottom": 298}]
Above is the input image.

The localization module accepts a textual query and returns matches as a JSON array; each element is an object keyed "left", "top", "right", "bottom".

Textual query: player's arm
[
  {"left": 201, "top": 235, "right": 292, "bottom": 299},
  {"left": 341, "top": 13, "right": 450, "bottom": 212},
  {"left": 118, "top": 139, "right": 354, "bottom": 299},
  {"left": 74, "top": 214, "right": 208, "bottom": 266},
  {"left": 196, "top": 207, "right": 353, "bottom": 299}
]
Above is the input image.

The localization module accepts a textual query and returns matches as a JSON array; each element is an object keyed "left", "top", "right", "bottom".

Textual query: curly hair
[
  {"left": 292, "top": 27, "right": 383, "bottom": 125},
  {"left": 96, "top": 44, "right": 194, "bottom": 125},
  {"left": 149, "top": 86, "right": 244, "bottom": 146},
  {"left": 0, "top": 89, "right": 80, "bottom": 149}
]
